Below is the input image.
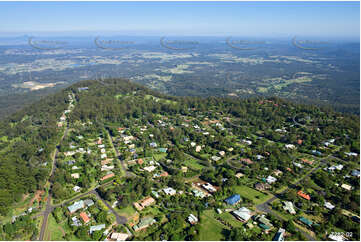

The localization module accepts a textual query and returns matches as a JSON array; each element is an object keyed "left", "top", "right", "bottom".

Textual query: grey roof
[
  {"left": 90, "top": 224, "right": 106, "bottom": 233},
  {"left": 84, "top": 199, "right": 94, "bottom": 207},
  {"left": 68, "top": 200, "right": 84, "bottom": 213}
]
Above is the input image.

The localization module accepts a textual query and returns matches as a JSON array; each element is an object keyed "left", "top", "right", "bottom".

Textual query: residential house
[
  {"left": 324, "top": 201, "right": 335, "bottom": 210},
  {"left": 273, "top": 170, "right": 283, "bottom": 177},
  {"left": 266, "top": 176, "right": 277, "bottom": 184},
  {"left": 151, "top": 191, "right": 160, "bottom": 198},
  {"left": 133, "top": 217, "right": 156, "bottom": 231},
  {"left": 202, "top": 183, "right": 217, "bottom": 193},
  {"left": 84, "top": 199, "right": 94, "bottom": 207},
  {"left": 241, "top": 158, "right": 253, "bottom": 165},
  {"left": 158, "top": 148, "right": 167, "bottom": 153},
  {"left": 192, "top": 189, "right": 206, "bottom": 198},
  {"left": 101, "top": 165, "right": 114, "bottom": 171},
  {"left": 351, "top": 170, "right": 360, "bottom": 177},
  {"left": 298, "top": 217, "right": 313, "bottom": 227},
  {"left": 71, "top": 173, "right": 80, "bottom": 179},
  {"left": 163, "top": 187, "right": 177, "bottom": 196},
  {"left": 256, "top": 214, "right": 273, "bottom": 231},
  {"left": 232, "top": 207, "right": 252, "bottom": 222},
  {"left": 90, "top": 224, "right": 106, "bottom": 234},
  {"left": 341, "top": 184, "right": 352, "bottom": 191},
  {"left": 101, "top": 172, "right": 115, "bottom": 181},
  {"left": 255, "top": 182, "right": 271, "bottom": 191},
  {"left": 297, "top": 191, "right": 311, "bottom": 201},
  {"left": 283, "top": 201, "right": 296, "bottom": 214},
  {"left": 101, "top": 159, "right": 113, "bottom": 166},
  {"left": 73, "top": 186, "right": 81, "bottom": 192},
  {"left": 68, "top": 200, "right": 85, "bottom": 213},
  {"left": 110, "top": 232, "right": 129, "bottom": 241},
  {"left": 211, "top": 156, "right": 221, "bottom": 162},
  {"left": 181, "top": 166, "right": 188, "bottom": 172},
  {"left": 187, "top": 214, "right": 198, "bottom": 225},
  {"left": 133, "top": 196, "right": 156, "bottom": 211},
  {"left": 79, "top": 212, "right": 90, "bottom": 224},
  {"left": 285, "top": 144, "right": 295, "bottom": 149},
  {"left": 273, "top": 228, "right": 286, "bottom": 241},
  {"left": 144, "top": 166, "right": 156, "bottom": 172},
  {"left": 345, "top": 152, "right": 358, "bottom": 157},
  {"left": 301, "top": 158, "right": 313, "bottom": 165},
  {"left": 225, "top": 194, "right": 241, "bottom": 205},
  {"left": 235, "top": 172, "right": 244, "bottom": 178},
  {"left": 71, "top": 216, "right": 81, "bottom": 227},
  {"left": 150, "top": 142, "right": 157, "bottom": 148}
]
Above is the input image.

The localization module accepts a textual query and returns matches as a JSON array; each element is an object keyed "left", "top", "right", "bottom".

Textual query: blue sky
[{"left": 0, "top": 1, "right": 359, "bottom": 39}]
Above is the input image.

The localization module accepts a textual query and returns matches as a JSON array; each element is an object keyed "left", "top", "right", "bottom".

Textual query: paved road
[
  {"left": 91, "top": 190, "right": 127, "bottom": 224},
  {"left": 38, "top": 121, "right": 130, "bottom": 240},
  {"left": 104, "top": 128, "right": 135, "bottom": 178},
  {"left": 38, "top": 126, "right": 70, "bottom": 240}
]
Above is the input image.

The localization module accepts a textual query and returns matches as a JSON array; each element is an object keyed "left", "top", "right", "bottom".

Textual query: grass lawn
[
  {"left": 199, "top": 210, "right": 227, "bottom": 241},
  {"left": 153, "top": 153, "right": 167, "bottom": 161},
  {"left": 45, "top": 213, "right": 65, "bottom": 241},
  {"left": 116, "top": 205, "right": 137, "bottom": 219},
  {"left": 218, "top": 211, "right": 243, "bottom": 228},
  {"left": 183, "top": 158, "right": 205, "bottom": 170},
  {"left": 234, "top": 185, "right": 272, "bottom": 204}
]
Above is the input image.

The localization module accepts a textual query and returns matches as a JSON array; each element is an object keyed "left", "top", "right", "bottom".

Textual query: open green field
[
  {"left": 233, "top": 185, "right": 272, "bottom": 204},
  {"left": 45, "top": 213, "right": 66, "bottom": 241},
  {"left": 116, "top": 205, "right": 137, "bottom": 219},
  {"left": 153, "top": 153, "right": 167, "bottom": 161},
  {"left": 183, "top": 158, "right": 205, "bottom": 170},
  {"left": 218, "top": 210, "right": 243, "bottom": 228},
  {"left": 199, "top": 210, "right": 227, "bottom": 241},
  {"left": 144, "top": 94, "right": 177, "bottom": 105}
]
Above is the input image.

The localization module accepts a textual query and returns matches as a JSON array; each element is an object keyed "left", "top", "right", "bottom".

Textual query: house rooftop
[{"left": 225, "top": 194, "right": 241, "bottom": 205}]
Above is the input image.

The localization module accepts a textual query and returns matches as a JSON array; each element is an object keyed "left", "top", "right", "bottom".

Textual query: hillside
[{"left": 0, "top": 78, "right": 359, "bottom": 241}]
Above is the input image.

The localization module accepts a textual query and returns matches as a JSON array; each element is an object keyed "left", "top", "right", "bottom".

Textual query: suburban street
[{"left": 38, "top": 125, "right": 70, "bottom": 240}]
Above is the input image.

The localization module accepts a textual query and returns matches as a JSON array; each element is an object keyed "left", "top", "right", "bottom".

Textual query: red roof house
[
  {"left": 79, "top": 212, "right": 90, "bottom": 223},
  {"left": 297, "top": 190, "right": 311, "bottom": 200}
]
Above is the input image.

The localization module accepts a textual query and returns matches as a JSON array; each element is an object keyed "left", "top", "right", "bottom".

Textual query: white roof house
[
  {"left": 341, "top": 184, "right": 352, "bottom": 191},
  {"left": 285, "top": 144, "right": 295, "bottom": 149},
  {"left": 73, "top": 186, "right": 81, "bottom": 192},
  {"left": 188, "top": 214, "right": 198, "bottom": 224},
  {"left": 144, "top": 166, "right": 156, "bottom": 172},
  {"left": 71, "top": 173, "right": 80, "bottom": 179},
  {"left": 202, "top": 183, "right": 217, "bottom": 193},
  {"left": 324, "top": 201, "right": 335, "bottom": 210},
  {"left": 266, "top": 176, "right": 277, "bottom": 184},
  {"left": 111, "top": 232, "right": 129, "bottom": 241},
  {"left": 163, "top": 187, "right": 177, "bottom": 195},
  {"left": 283, "top": 201, "right": 296, "bottom": 214},
  {"left": 89, "top": 224, "right": 106, "bottom": 234},
  {"left": 233, "top": 207, "right": 252, "bottom": 222}
]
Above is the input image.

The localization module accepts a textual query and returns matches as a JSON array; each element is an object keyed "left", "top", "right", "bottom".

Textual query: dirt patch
[{"left": 29, "top": 190, "right": 45, "bottom": 207}]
